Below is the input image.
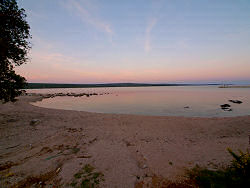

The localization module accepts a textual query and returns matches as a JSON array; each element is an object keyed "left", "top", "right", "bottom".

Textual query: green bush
[
  {"left": 70, "top": 164, "right": 104, "bottom": 188},
  {"left": 187, "top": 148, "right": 250, "bottom": 188}
]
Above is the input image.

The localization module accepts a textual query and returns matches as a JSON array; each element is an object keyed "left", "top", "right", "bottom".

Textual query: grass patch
[
  {"left": 70, "top": 164, "right": 104, "bottom": 188},
  {"left": 71, "top": 147, "right": 80, "bottom": 154},
  {"left": 187, "top": 148, "right": 250, "bottom": 188}
]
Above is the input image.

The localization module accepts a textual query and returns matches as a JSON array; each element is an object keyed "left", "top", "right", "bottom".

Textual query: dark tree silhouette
[{"left": 0, "top": 0, "right": 31, "bottom": 102}]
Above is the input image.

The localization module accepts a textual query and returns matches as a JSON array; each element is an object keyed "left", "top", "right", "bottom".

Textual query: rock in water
[
  {"left": 223, "top": 108, "right": 233, "bottom": 111},
  {"left": 220, "top": 104, "right": 231, "bottom": 108},
  {"left": 220, "top": 104, "right": 232, "bottom": 111},
  {"left": 228, "top": 100, "right": 242, "bottom": 104}
]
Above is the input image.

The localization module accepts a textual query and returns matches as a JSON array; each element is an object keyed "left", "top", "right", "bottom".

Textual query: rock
[
  {"left": 229, "top": 100, "right": 242, "bottom": 104},
  {"left": 220, "top": 104, "right": 231, "bottom": 108},
  {"left": 184, "top": 106, "right": 190, "bottom": 109},
  {"left": 220, "top": 104, "right": 233, "bottom": 111},
  {"left": 30, "top": 119, "right": 41, "bottom": 126},
  {"left": 142, "top": 164, "right": 148, "bottom": 169},
  {"left": 222, "top": 108, "right": 232, "bottom": 111}
]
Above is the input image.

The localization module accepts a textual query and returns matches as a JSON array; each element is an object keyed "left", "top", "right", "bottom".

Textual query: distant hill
[{"left": 24, "top": 83, "right": 220, "bottom": 89}]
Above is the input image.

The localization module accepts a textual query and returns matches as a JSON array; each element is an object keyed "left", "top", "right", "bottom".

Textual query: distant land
[
  {"left": 219, "top": 85, "right": 250, "bottom": 88},
  {"left": 24, "top": 83, "right": 221, "bottom": 89}
]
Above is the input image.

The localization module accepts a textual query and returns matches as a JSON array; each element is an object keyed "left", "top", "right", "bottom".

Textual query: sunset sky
[{"left": 16, "top": 0, "right": 250, "bottom": 84}]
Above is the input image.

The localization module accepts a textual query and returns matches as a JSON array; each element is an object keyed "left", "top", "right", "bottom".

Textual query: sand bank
[{"left": 0, "top": 96, "right": 249, "bottom": 187}]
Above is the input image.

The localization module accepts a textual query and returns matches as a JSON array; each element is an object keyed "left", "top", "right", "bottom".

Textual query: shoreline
[
  {"left": 28, "top": 92, "right": 250, "bottom": 118},
  {"left": 0, "top": 96, "right": 249, "bottom": 187},
  {"left": 219, "top": 85, "right": 250, "bottom": 88}
]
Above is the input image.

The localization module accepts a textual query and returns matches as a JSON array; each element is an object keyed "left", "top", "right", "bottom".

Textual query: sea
[{"left": 28, "top": 86, "right": 250, "bottom": 117}]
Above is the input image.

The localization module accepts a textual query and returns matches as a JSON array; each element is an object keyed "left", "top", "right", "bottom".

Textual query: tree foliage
[{"left": 0, "top": 0, "right": 31, "bottom": 102}]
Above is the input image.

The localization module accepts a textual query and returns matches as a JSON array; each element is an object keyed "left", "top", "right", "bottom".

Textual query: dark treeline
[{"left": 25, "top": 83, "right": 220, "bottom": 89}]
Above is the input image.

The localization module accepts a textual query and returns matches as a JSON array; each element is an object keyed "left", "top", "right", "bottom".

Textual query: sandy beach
[{"left": 0, "top": 96, "right": 249, "bottom": 187}]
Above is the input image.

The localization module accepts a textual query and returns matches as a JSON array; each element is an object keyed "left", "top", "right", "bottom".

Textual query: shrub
[{"left": 187, "top": 148, "right": 250, "bottom": 188}]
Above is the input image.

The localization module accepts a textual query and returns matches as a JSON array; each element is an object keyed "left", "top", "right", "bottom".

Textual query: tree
[{"left": 0, "top": 0, "right": 31, "bottom": 102}]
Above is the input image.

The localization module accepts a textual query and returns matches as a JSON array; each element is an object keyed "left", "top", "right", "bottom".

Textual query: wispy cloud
[
  {"left": 145, "top": 19, "right": 157, "bottom": 52},
  {"left": 62, "top": 0, "right": 113, "bottom": 35}
]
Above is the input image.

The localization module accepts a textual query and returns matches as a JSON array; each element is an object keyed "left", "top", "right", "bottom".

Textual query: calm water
[{"left": 29, "top": 86, "right": 250, "bottom": 117}]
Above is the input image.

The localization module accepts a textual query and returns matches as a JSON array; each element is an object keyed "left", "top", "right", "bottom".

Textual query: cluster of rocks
[
  {"left": 24, "top": 92, "right": 110, "bottom": 98},
  {"left": 220, "top": 99, "right": 243, "bottom": 111}
]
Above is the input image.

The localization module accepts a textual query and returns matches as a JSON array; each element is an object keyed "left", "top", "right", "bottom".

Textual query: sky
[{"left": 16, "top": 0, "right": 250, "bottom": 84}]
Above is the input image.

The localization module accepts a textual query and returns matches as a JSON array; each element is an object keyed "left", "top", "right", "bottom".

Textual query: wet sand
[{"left": 0, "top": 96, "right": 249, "bottom": 187}]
